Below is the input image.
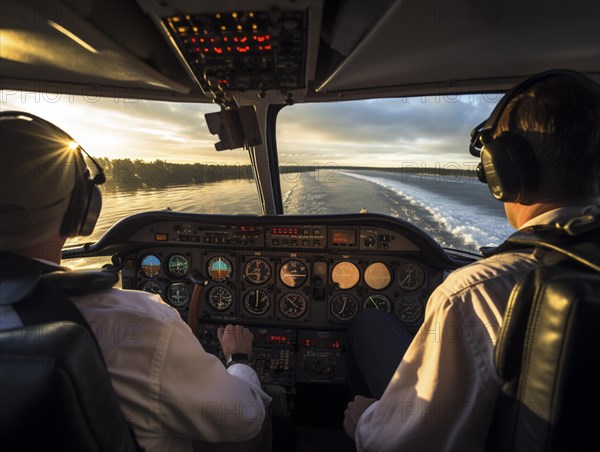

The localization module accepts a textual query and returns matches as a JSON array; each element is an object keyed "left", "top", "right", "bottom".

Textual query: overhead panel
[{"left": 138, "top": 0, "right": 323, "bottom": 102}]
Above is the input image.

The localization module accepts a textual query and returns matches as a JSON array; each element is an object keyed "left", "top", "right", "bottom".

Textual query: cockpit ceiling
[
  {"left": 316, "top": 0, "right": 600, "bottom": 95},
  {"left": 0, "top": 0, "right": 598, "bottom": 102}
]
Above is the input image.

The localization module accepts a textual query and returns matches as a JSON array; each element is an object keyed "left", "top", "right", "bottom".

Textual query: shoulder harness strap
[{"left": 483, "top": 206, "right": 600, "bottom": 273}]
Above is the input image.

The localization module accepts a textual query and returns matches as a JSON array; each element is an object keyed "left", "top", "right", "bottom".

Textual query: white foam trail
[{"left": 341, "top": 171, "right": 514, "bottom": 248}]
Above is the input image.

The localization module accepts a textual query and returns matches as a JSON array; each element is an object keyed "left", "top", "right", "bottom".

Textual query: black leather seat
[
  {"left": 0, "top": 321, "right": 142, "bottom": 452},
  {"left": 487, "top": 245, "right": 600, "bottom": 451}
]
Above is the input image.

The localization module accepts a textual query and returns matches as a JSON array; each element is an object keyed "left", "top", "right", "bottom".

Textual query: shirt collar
[{"left": 520, "top": 204, "right": 600, "bottom": 230}]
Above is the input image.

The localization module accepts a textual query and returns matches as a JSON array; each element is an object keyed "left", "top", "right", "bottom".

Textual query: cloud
[
  {"left": 2, "top": 90, "right": 500, "bottom": 167},
  {"left": 0, "top": 92, "right": 248, "bottom": 163},
  {"left": 277, "top": 95, "right": 499, "bottom": 165}
]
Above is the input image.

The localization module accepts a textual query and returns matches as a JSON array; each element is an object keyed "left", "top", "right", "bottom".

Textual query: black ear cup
[
  {"left": 77, "top": 183, "right": 102, "bottom": 236},
  {"left": 60, "top": 159, "right": 102, "bottom": 237},
  {"left": 470, "top": 69, "right": 586, "bottom": 204},
  {"left": 479, "top": 134, "right": 539, "bottom": 204}
]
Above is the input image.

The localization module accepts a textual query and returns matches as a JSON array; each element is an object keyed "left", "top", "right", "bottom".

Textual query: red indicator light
[
  {"left": 214, "top": 47, "right": 223, "bottom": 54},
  {"left": 257, "top": 36, "right": 266, "bottom": 43},
  {"left": 264, "top": 44, "right": 272, "bottom": 50},
  {"left": 191, "top": 38, "right": 197, "bottom": 43},
  {"left": 266, "top": 35, "right": 270, "bottom": 40},
  {"left": 204, "top": 48, "right": 209, "bottom": 52},
  {"left": 233, "top": 37, "right": 239, "bottom": 42},
  {"left": 227, "top": 46, "right": 232, "bottom": 51},
  {"left": 219, "top": 80, "right": 228, "bottom": 84},
  {"left": 200, "top": 38, "right": 205, "bottom": 43},
  {"left": 195, "top": 47, "right": 200, "bottom": 52},
  {"left": 210, "top": 38, "right": 215, "bottom": 43},
  {"left": 240, "top": 36, "right": 248, "bottom": 43}
]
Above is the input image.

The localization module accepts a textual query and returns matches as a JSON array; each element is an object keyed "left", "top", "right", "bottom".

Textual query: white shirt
[
  {"left": 1, "top": 287, "right": 271, "bottom": 452},
  {"left": 354, "top": 205, "right": 597, "bottom": 452}
]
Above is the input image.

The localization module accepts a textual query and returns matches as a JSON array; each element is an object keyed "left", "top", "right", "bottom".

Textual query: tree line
[{"left": 89, "top": 158, "right": 477, "bottom": 192}]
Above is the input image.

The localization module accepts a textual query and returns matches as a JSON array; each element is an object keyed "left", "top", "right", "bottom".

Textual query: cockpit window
[
  {"left": 277, "top": 95, "right": 514, "bottom": 253},
  {"left": 1, "top": 91, "right": 262, "bottom": 248}
]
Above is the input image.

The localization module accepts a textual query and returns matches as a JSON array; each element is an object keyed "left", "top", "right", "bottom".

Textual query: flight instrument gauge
[
  {"left": 140, "top": 280, "right": 162, "bottom": 297},
  {"left": 167, "top": 254, "right": 189, "bottom": 278},
  {"left": 140, "top": 254, "right": 161, "bottom": 278},
  {"left": 395, "top": 296, "right": 423, "bottom": 323},
  {"left": 166, "top": 283, "right": 190, "bottom": 308},
  {"left": 244, "top": 258, "right": 271, "bottom": 285},
  {"left": 207, "top": 286, "right": 233, "bottom": 312},
  {"left": 364, "top": 262, "right": 392, "bottom": 290},
  {"left": 330, "top": 294, "right": 359, "bottom": 321},
  {"left": 397, "top": 263, "right": 425, "bottom": 291},
  {"left": 279, "top": 293, "right": 308, "bottom": 319},
  {"left": 207, "top": 257, "right": 233, "bottom": 283},
  {"left": 244, "top": 289, "right": 271, "bottom": 315},
  {"left": 331, "top": 261, "right": 360, "bottom": 289},
  {"left": 279, "top": 260, "right": 308, "bottom": 288},
  {"left": 363, "top": 294, "right": 392, "bottom": 313}
]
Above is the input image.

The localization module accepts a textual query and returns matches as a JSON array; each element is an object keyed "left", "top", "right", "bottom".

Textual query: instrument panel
[
  {"left": 92, "top": 212, "right": 461, "bottom": 386},
  {"left": 125, "top": 247, "right": 439, "bottom": 330}
]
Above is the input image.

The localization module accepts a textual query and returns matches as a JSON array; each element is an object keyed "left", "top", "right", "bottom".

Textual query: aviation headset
[
  {"left": 0, "top": 111, "right": 105, "bottom": 237},
  {"left": 469, "top": 69, "right": 589, "bottom": 205}
]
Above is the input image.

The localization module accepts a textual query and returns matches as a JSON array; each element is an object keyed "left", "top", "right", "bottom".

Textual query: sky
[{"left": 0, "top": 89, "right": 500, "bottom": 167}]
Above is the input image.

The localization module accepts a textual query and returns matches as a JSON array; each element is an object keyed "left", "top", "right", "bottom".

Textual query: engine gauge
[
  {"left": 207, "top": 257, "right": 233, "bottom": 283},
  {"left": 331, "top": 261, "right": 360, "bottom": 290},
  {"left": 207, "top": 286, "right": 233, "bottom": 312},
  {"left": 243, "top": 289, "right": 271, "bottom": 315},
  {"left": 397, "top": 263, "right": 425, "bottom": 291},
  {"left": 279, "top": 260, "right": 308, "bottom": 288},
  {"left": 167, "top": 254, "right": 189, "bottom": 278},
  {"left": 166, "top": 283, "right": 190, "bottom": 308},
  {"left": 330, "top": 294, "right": 359, "bottom": 321},
  {"left": 140, "top": 280, "right": 162, "bottom": 297},
  {"left": 363, "top": 294, "right": 392, "bottom": 313},
  {"left": 244, "top": 258, "right": 271, "bottom": 285},
  {"left": 279, "top": 293, "right": 308, "bottom": 319},
  {"left": 364, "top": 262, "right": 392, "bottom": 290},
  {"left": 140, "top": 254, "right": 161, "bottom": 278},
  {"left": 394, "top": 296, "right": 423, "bottom": 323}
]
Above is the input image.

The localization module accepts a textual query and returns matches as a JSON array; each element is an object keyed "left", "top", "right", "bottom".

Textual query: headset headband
[{"left": 469, "top": 69, "right": 586, "bottom": 157}]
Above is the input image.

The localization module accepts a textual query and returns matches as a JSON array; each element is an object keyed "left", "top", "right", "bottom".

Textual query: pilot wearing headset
[
  {"left": 0, "top": 112, "right": 271, "bottom": 452},
  {"left": 343, "top": 70, "right": 600, "bottom": 451}
]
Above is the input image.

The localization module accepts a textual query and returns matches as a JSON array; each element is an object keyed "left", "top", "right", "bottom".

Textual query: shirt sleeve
[
  {"left": 157, "top": 315, "right": 272, "bottom": 443},
  {"left": 354, "top": 287, "right": 500, "bottom": 452}
]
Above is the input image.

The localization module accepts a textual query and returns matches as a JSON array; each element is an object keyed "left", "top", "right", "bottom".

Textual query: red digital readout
[
  {"left": 269, "top": 335, "right": 291, "bottom": 344},
  {"left": 272, "top": 227, "right": 299, "bottom": 236},
  {"left": 301, "top": 338, "right": 341, "bottom": 349}
]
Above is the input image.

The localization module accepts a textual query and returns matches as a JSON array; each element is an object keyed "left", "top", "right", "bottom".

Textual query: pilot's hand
[
  {"left": 217, "top": 324, "right": 253, "bottom": 358},
  {"left": 343, "top": 395, "right": 377, "bottom": 440}
]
